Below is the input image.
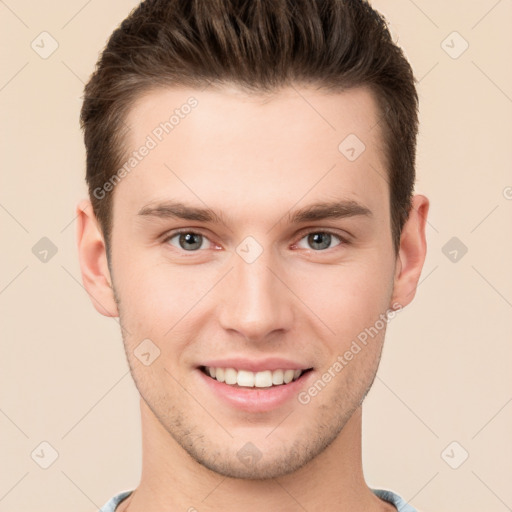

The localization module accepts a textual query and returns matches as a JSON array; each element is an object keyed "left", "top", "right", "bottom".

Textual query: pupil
[
  {"left": 180, "top": 233, "right": 202, "bottom": 250},
  {"left": 309, "top": 232, "right": 330, "bottom": 250}
]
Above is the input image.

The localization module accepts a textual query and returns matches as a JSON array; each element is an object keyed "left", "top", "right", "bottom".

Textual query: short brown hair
[{"left": 81, "top": 0, "right": 418, "bottom": 256}]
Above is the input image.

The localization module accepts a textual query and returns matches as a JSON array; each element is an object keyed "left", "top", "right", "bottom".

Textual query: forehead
[
  {"left": 125, "top": 84, "right": 383, "bottom": 147},
  {"left": 115, "top": 84, "right": 388, "bottom": 221}
]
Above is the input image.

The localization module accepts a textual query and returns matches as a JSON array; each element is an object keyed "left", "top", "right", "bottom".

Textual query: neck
[{"left": 119, "top": 399, "right": 391, "bottom": 512}]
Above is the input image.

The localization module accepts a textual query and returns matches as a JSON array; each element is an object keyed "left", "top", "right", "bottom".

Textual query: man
[{"left": 76, "top": 0, "right": 429, "bottom": 510}]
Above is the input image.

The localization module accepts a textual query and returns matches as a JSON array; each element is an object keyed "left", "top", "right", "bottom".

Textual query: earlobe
[
  {"left": 390, "top": 194, "right": 430, "bottom": 309},
  {"left": 75, "top": 199, "right": 119, "bottom": 317}
]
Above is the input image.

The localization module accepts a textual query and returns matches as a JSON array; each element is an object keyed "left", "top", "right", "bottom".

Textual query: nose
[{"left": 217, "top": 243, "right": 294, "bottom": 343}]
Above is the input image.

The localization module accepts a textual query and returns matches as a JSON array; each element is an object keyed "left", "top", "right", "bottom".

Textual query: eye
[
  {"left": 164, "top": 230, "right": 213, "bottom": 251},
  {"left": 295, "top": 231, "right": 344, "bottom": 251},
  {"left": 163, "top": 229, "right": 346, "bottom": 253}
]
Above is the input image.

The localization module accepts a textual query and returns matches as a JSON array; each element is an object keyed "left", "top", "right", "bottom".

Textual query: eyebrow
[{"left": 137, "top": 199, "right": 372, "bottom": 225}]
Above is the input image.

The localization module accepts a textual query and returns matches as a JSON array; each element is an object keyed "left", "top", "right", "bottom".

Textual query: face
[{"left": 108, "top": 84, "right": 400, "bottom": 479}]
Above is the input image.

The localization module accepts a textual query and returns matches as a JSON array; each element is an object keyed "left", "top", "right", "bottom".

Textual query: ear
[
  {"left": 75, "top": 199, "right": 119, "bottom": 317},
  {"left": 390, "top": 194, "right": 430, "bottom": 309}
]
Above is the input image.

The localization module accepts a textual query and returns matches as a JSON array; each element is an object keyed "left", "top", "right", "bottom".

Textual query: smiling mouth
[{"left": 199, "top": 365, "right": 313, "bottom": 388}]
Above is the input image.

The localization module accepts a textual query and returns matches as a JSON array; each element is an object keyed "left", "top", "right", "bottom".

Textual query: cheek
[
  {"left": 113, "top": 258, "right": 214, "bottom": 339},
  {"left": 294, "top": 257, "right": 394, "bottom": 338}
]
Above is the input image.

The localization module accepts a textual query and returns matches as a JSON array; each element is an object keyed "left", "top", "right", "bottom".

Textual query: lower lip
[{"left": 196, "top": 368, "right": 314, "bottom": 413}]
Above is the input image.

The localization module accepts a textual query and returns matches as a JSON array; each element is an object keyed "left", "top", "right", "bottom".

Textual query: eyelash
[{"left": 162, "top": 228, "right": 349, "bottom": 253}]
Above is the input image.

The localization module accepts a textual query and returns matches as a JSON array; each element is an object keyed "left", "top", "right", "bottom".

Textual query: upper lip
[{"left": 199, "top": 357, "right": 313, "bottom": 373}]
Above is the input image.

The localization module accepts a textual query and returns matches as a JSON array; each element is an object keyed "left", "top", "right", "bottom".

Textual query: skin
[{"left": 76, "top": 84, "right": 429, "bottom": 512}]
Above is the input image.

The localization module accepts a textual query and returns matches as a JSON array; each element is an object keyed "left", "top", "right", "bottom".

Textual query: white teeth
[
  {"left": 254, "top": 370, "right": 273, "bottom": 388},
  {"left": 237, "top": 370, "right": 254, "bottom": 387},
  {"left": 215, "top": 367, "right": 225, "bottom": 383},
  {"left": 283, "top": 369, "right": 294, "bottom": 384},
  {"left": 224, "top": 367, "right": 237, "bottom": 385},
  {"left": 203, "top": 366, "right": 306, "bottom": 388},
  {"left": 272, "top": 369, "right": 284, "bottom": 385}
]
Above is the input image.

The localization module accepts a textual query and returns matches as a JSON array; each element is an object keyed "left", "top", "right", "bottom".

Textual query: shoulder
[
  {"left": 371, "top": 487, "right": 420, "bottom": 512},
  {"left": 99, "top": 490, "right": 133, "bottom": 512}
]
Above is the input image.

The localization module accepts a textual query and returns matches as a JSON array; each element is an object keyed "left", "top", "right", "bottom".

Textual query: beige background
[{"left": 1, "top": 1, "right": 511, "bottom": 511}]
